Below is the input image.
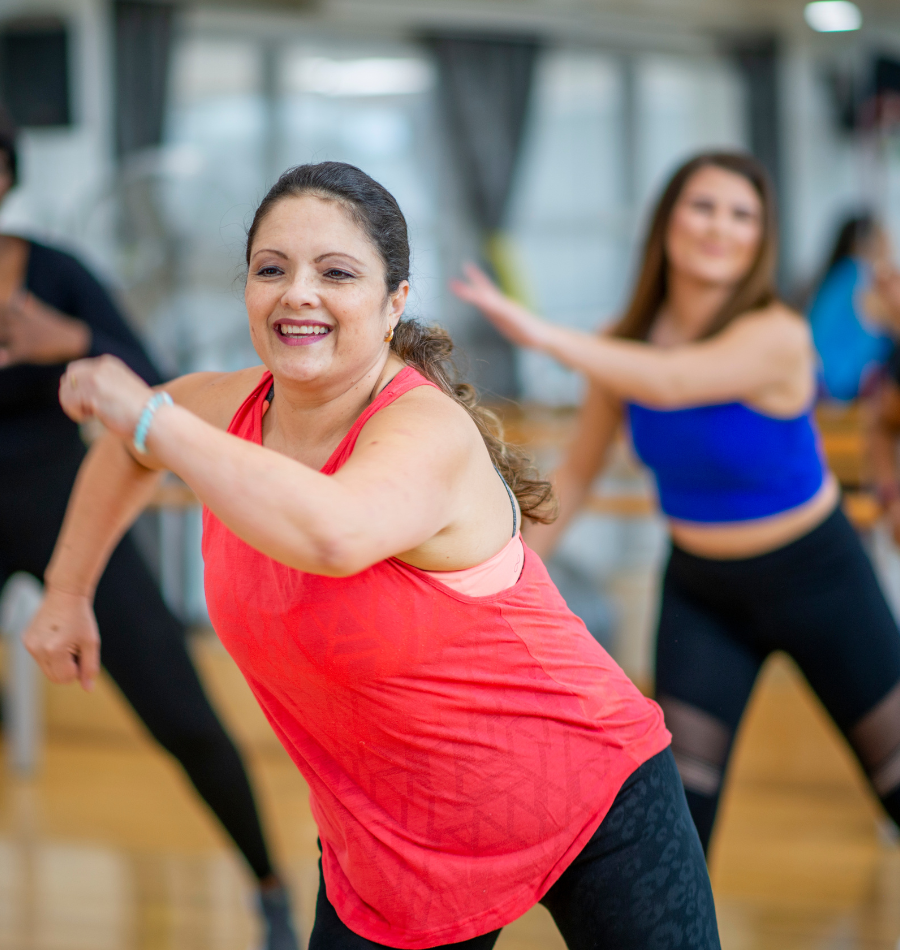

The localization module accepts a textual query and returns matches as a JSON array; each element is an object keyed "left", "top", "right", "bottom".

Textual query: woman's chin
[
  {"left": 265, "top": 346, "right": 334, "bottom": 385},
  {"left": 676, "top": 262, "right": 750, "bottom": 289}
]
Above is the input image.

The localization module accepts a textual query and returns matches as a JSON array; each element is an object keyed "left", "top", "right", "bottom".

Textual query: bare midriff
[{"left": 667, "top": 473, "right": 841, "bottom": 559}]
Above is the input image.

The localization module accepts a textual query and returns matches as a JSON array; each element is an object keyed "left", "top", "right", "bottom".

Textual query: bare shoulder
[
  {"left": 728, "top": 301, "right": 810, "bottom": 354},
  {"left": 165, "top": 365, "right": 268, "bottom": 430},
  {"left": 352, "top": 380, "right": 481, "bottom": 461}
]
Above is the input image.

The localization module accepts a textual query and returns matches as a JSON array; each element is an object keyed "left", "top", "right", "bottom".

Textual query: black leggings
[
  {"left": 0, "top": 441, "right": 274, "bottom": 881},
  {"left": 656, "top": 505, "right": 900, "bottom": 853},
  {"left": 309, "top": 748, "right": 720, "bottom": 950}
]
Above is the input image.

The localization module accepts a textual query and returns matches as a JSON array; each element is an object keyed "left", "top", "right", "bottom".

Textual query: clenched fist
[
  {"left": 23, "top": 587, "right": 100, "bottom": 692},
  {"left": 59, "top": 355, "right": 154, "bottom": 441}
]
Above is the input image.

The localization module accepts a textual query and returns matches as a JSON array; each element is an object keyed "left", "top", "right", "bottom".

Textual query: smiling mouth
[
  {"left": 274, "top": 322, "right": 333, "bottom": 343},
  {"left": 276, "top": 323, "right": 331, "bottom": 336}
]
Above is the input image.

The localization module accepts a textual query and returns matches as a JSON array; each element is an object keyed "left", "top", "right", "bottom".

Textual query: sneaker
[{"left": 256, "top": 884, "right": 300, "bottom": 950}]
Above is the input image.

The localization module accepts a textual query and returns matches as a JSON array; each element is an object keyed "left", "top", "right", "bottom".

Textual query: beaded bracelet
[{"left": 133, "top": 391, "right": 173, "bottom": 454}]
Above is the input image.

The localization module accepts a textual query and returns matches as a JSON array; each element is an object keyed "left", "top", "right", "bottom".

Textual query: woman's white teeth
[{"left": 279, "top": 324, "right": 329, "bottom": 336}]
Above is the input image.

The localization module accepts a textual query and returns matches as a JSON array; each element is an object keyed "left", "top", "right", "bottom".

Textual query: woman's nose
[{"left": 281, "top": 275, "right": 319, "bottom": 310}]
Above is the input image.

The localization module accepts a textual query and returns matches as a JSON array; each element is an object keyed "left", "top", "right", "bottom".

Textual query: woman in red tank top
[{"left": 25, "top": 162, "right": 717, "bottom": 950}]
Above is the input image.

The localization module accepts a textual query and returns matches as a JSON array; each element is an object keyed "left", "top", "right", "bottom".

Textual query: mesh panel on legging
[
  {"left": 657, "top": 695, "right": 731, "bottom": 797},
  {"left": 851, "top": 679, "right": 900, "bottom": 799}
]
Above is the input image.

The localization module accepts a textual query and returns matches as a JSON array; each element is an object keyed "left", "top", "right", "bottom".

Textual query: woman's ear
[{"left": 390, "top": 281, "right": 410, "bottom": 323}]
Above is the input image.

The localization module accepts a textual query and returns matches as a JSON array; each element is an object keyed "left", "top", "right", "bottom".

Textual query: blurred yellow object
[{"left": 484, "top": 230, "right": 534, "bottom": 307}]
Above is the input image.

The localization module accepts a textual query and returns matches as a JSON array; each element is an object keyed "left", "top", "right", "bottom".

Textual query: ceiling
[{"left": 183, "top": 0, "right": 900, "bottom": 49}]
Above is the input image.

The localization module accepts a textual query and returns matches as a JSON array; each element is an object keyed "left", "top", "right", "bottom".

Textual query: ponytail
[{"left": 391, "top": 319, "right": 556, "bottom": 524}]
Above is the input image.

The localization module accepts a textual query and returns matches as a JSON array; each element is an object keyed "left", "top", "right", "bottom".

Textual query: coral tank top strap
[
  {"left": 228, "top": 369, "right": 273, "bottom": 443},
  {"left": 322, "top": 366, "right": 438, "bottom": 474},
  {"left": 226, "top": 366, "right": 439, "bottom": 474}
]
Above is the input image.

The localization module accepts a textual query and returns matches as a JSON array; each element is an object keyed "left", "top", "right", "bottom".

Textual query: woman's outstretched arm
[
  {"left": 451, "top": 264, "right": 809, "bottom": 409},
  {"left": 524, "top": 382, "right": 621, "bottom": 559}
]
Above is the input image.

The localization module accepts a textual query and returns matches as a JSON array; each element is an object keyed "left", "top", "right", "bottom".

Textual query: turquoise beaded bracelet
[{"left": 133, "top": 391, "right": 173, "bottom": 454}]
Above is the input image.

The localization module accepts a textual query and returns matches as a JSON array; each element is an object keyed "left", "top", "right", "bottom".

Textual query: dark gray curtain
[
  {"left": 114, "top": 1, "right": 175, "bottom": 157},
  {"left": 730, "top": 37, "right": 781, "bottom": 201},
  {"left": 430, "top": 34, "right": 539, "bottom": 233},
  {"left": 428, "top": 34, "right": 539, "bottom": 396},
  {"left": 729, "top": 36, "right": 784, "bottom": 283}
]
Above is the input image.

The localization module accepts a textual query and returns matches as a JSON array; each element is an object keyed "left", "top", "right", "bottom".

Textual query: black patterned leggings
[{"left": 309, "top": 748, "right": 720, "bottom": 950}]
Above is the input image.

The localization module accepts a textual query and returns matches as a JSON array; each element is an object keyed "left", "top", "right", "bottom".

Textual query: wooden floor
[{"left": 1, "top": 635, "right": 899, "bottom": 950}]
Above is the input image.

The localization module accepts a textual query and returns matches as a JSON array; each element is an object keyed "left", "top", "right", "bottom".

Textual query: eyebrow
[
  {"left": 250, "top": 249, "right": 366, "bottom": 267},
  {"left": 314, "top": 252, "right": 365, "bottom": 266},
  {"left": 251, "top": 248, "right": 288, "bottom": 260}
]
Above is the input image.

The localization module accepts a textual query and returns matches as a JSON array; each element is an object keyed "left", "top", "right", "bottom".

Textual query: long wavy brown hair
[
  {"left": 612, "top": 151, "right": 779, "bottom": 342},
  {"left": 247, "top": 161, "right": 556, "bottom": 524}
]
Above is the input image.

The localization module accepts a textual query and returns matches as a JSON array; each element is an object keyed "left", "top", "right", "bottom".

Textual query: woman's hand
[
  {"left": 59, "top": 355, "right": 154, "bottom": 441},
  {"left": 450, "top": 263, "right": 553, "bottom": 351},
  {"left": 23, "top": 587, "right": 100, "bottom": 691},
  {"left": 872, "top": 262, "right": 900, "bottom": 333},
  {"left": 0, "top": 291, "right": 92, "bottom": 367}
]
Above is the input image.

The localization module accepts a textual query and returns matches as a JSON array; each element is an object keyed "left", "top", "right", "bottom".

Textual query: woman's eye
[
  {"left": 324, "top": 268, "right": 354, "bottom": 280},
  {"left": 256, "top": 266, "right": 282, "bottom": 277}
]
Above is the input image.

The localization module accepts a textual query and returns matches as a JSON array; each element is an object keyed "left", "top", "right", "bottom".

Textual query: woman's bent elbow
[{"left": 304, "top": 531, "right": 375, "bottom": 578}]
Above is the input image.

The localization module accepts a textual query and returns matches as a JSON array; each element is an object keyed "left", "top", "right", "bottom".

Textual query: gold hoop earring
[{"left": 384, "top": 325, "right": 394, "bottom": 343}]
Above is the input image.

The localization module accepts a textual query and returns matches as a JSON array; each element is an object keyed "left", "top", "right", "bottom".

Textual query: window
[
  {"left": 0, "top": 18, "right": 71, "bottom": 128},
  {"left": 508, "top": 47, "right": 745, "bottom": 404}
]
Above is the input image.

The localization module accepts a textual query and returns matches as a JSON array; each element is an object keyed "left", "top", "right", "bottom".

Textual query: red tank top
[{"left": 202, "top": 366, "right": 670, "bottom": 948}]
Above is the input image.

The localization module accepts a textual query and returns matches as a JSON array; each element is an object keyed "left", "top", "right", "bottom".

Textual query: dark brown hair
[
  {"left": 246, "top": 161, "right": 555, "bottom": 524},
  {"left": 823, "top": 212, "right": 876, "bottom": 275},
  {"left": 612, "top": 151, "right": 778, "bottom": 342}
]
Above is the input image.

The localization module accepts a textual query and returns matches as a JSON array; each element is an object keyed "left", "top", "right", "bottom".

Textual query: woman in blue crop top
[{"left": 453, "top": 151, "right": 900, "bottom": 860}]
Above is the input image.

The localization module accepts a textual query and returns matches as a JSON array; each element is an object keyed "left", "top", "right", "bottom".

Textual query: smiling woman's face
[
  {"left": 245, "top": 194, "right": 408, "bottom": 389},
  {"left": 665, "top": 165, "right": 764, "bottom": 290}
]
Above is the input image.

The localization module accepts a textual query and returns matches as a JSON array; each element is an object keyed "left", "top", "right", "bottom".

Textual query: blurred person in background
[
  {"left": 21, "top": 161, "right": 718, "bottom": 950},
  {"left": 453, "top": 151, "right": 900, "bottom": 860},
  {"left": 0, "top": 115, "right": 298, "bottom": 950},
  {"left": 864, "top": 270, "right": 900, "bottom": 544},
  {"left": 808, "top": 213, "right": 900, "bottom": 401}
]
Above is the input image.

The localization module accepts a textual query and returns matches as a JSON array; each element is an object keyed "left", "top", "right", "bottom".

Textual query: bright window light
[
  {"left": 804, "top": 1, "right": 862, "bottom": 32},
  {"left": 287, "top": 58, "right": 433, "bottom": 97}
]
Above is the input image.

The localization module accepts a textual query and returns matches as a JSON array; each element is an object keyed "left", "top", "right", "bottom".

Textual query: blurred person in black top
[{"left": 0, "top": 121, "right": 298, "bottom": 950}]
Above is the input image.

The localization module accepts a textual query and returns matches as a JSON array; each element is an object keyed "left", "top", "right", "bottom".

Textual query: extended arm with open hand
[{"left": 451, "top": 264, "right": 806, "bottom": 409}]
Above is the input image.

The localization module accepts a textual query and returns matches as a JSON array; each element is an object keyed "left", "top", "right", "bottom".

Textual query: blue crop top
[{"left": 627, "top": 401, "right": 826, "bottom": 523}]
